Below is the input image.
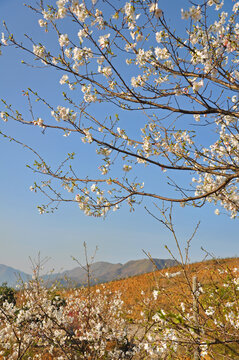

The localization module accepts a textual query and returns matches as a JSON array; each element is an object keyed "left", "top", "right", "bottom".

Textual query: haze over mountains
[
  {"left": 0, "top": 259, "right": 177, "bottom": 288},
  {"left": 0, "top": 264, "right": 29, "bottom": 287}
]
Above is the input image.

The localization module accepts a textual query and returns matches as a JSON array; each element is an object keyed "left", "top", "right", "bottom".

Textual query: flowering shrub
[
  {"left": 137, "top": 265, "right": 239, "bottom": 359},
  {"left": 0, "top": 276, "right": 137, "bottom": 359},
  {"left": 0, "top": 261, "right": 238, "bottom": 359}
]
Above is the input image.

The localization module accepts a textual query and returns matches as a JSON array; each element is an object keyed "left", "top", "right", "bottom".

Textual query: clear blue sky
[{"left": 0, "top": 0, "right": 238, "bottom": 274}]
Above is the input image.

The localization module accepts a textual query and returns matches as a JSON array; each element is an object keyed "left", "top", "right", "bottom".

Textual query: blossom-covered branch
[{"left": 1, "top": 0, "right": 239, "bottom": 217}]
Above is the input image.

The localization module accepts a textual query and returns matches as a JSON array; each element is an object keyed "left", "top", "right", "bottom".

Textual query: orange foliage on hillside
[{"left": 94, "top": 257, "right": 239, "bottom": 318}]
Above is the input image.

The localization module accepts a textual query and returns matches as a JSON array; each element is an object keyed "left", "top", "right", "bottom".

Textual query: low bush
[{"left": 0, "top": 261, "right": 238, "bottom": 359}]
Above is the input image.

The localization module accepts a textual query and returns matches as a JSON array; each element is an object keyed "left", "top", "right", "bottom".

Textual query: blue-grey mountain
[
  {"left": 0, "top": 258, "right": 177, "bottom": 288},
  {"left": 0, "top": 264, "right": 30, "bottom": 287}
]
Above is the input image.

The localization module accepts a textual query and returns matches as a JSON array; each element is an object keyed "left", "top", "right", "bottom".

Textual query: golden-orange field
[
  {"left": 93, "top": 257, "right": 239, "bottom": 318},
  {"left": 60, "top": 257, "right": 239, "bottom": 322}
]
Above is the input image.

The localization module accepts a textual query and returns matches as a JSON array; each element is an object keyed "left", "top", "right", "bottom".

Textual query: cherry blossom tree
[{"left": 1, "top": 0, "right": 239, "bottom": 218}]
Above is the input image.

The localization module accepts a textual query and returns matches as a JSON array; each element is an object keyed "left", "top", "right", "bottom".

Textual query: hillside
[{"left": 98, "top": 257, "right": 239, "bottom": 318}]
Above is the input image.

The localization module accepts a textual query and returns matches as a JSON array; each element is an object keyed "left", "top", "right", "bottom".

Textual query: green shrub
[{"left": 0, "top": 283, "right": 16, "bottom": 306}]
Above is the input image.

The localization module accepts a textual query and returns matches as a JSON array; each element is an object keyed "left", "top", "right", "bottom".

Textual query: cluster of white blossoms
[
  {"left": 124, "top": 2, "right": 140, "bottom": 30},
  {"left": 149, "top": 3, "right": 163, "bottom": 19},
  {"left": 192, "top": 79, "right": 204, "bottom": 92},
  {"left": 50, "top": 106, "right": 77, "bottom": 123},
  {"left": 38, "top": 19, "right": 47, "bottom": 28},
  {"left": 98, "top": 34, "right": 110, "bottom": 49},
  {"left": 33, "top": 117, "right": 45, "bottom": 128},
  {"left": 136, "top": 49, "right": 153, "bottom": 67},
  {"left": 82, "top": 128, "right": 93, "bottom": 143},
  {"left": 98, "top": 65, "right": 112, "bottom": 78},
  {"left": 131, "top": 74, "right": 146, "bottom": 88},
  {"left": 154, "top": 47, "right": 170, "bottom": 60},
  {"left": 0, "top": 277, "right": 139, "bottom": 359},
  {"left": 33, "top": 44, "right": 46, "bottom": 58},
  {"left": 72, "top": 46, "right": 93, "bottom": 64},
  {"left": 59, "top": 33, "right": 69, "bottom": 47},
  {"left": 193, "top": 117, "right": 239, "bottom": 218},
  {"left": 181, "top": 5, "right": 202, "bottom": 21},
  {"left": 81, "top": 83, "right": 97, "bottom": 103},
  {"left": 75, "top": 186, "right": 111, "bottom": 217},
  {"left": 59, "top": 74, "right": 68, "bottom": 85}
]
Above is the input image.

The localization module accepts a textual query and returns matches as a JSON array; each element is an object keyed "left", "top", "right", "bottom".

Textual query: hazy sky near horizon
[{"left": 0, "top": 0, "right": 238, "bottom": 274}]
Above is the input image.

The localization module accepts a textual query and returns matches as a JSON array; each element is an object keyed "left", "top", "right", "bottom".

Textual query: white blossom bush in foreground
[
  {"left": 0, "top": 263, "right": 238, "bottom": 359},
  {"left": 0, "top": 276, "right": 137, "bottom": 359}
]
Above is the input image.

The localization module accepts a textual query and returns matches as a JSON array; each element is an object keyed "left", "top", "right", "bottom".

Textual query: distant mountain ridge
[
  {"left": 50, "top": 258, "right": 177, "bottom": 286},
  {"left": 0, "top": 264, "right": 30, "bottom": 287},
  {"left": 0, "top": 258, "right": 177, "bottom": 288}
]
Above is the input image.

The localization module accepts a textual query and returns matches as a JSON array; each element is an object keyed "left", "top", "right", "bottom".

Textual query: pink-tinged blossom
[{"left": 98, "top": 33, "right": 110, "bottom": 49}]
